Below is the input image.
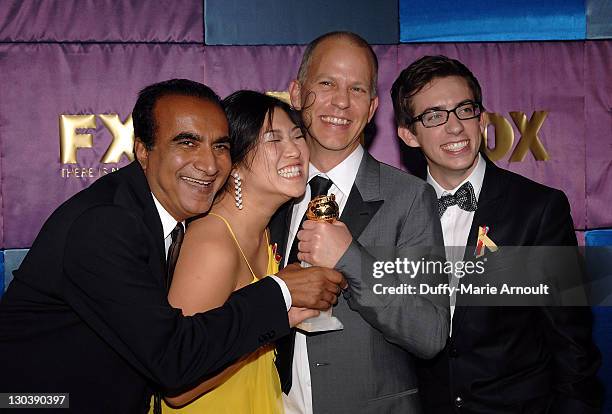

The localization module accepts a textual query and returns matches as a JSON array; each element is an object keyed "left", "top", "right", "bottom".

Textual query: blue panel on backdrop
[
  {"left": 587, "top": 0, "right": 612, "bottom": 39},
  {"left": 205, "top": 0, "right": 398, "bottom": 45},
  {"left": 3, "top": 249, "right": 29, "bottom": 294},
  {"left": 585, "top": 229, "right": 612, "bottom": 413},
  {"left": 1, "top": 251, "right": 4, "bottom": 296},
  {"left": 586, "top": 229, "right": 612, "bottom": 246},
  {"left": 400, "top": 0, "right": 586, "bottom": 42}
]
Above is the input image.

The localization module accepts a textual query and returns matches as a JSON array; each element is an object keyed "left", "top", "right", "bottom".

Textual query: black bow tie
[{"left": 437, "top": 181, "right": 477, "bottom": 218}]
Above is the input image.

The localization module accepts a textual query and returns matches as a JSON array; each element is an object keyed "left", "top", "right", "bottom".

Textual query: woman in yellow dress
[{"left": 154, "top": 90, "right": 309, "bottom": 413}]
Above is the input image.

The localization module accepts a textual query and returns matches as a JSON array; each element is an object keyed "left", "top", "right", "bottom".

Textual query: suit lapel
[
  {"left": 452, "top": 160, "right": 506, "bottom": 337},
  {"left": 464, "top": 161, "right": 507, "bottom": 255},
  {"left": 122, "top": 161, "right": 167, "bottom": 272},
  {"left": 146, "top": 200, "right": 167, "bottom": 273},
  {"left": 340, "top": 152, "right": 383, "bottom": 240},
  {"left": 269, "top": 200, "right": 294, "bottom": 265}
]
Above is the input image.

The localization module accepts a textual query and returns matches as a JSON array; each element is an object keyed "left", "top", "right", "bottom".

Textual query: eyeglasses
[{"left": 409, "top": 102, "right": 482, "bottom": 128}]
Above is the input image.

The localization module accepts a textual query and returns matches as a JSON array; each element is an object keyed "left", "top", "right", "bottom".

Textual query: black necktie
[
  {"left": 166, "top": 222, "right": 184, "bottom": 291},
  {"left": 155, "top": 223, "right": 184, "bottom": 414},
  {"left": 287, "top": 176, "right": 333, "bottom": 265},
  {"left": 437, "top": 181, "right": 477, "bottom": 218}
]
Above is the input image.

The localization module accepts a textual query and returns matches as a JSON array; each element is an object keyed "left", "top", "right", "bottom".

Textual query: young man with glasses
[{"left": 391, "top": 55, "right": 602, "bottom": 413}]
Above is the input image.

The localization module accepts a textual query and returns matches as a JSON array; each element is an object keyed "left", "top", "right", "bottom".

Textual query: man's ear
[
  {"left": 367, "top": 96, "right": 379, "bottom": 123},
  {"left": 397, "top": 126, "right": 421, "bottom": 148},
  {"left": 134, "top": 139, "right": 149, "bottom": 172},
  {"left": 288, "top": 80, "right": 302, "bottom": 110},
  {"left": 479, "top": 111, "right": 488, "bottom": 135}
]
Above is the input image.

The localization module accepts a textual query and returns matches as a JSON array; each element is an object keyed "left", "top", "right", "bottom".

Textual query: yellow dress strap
[{"left": 208, "top": 213, "right": 260, "bottom": 280}]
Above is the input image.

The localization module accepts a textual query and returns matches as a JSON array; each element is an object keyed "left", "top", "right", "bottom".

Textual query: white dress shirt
[
  {"left": 283, "top": 146, "right": 364, "bottom": 414},
  {"left": 151, "top": 194, "right": 291, "bottom": 310},
  {"left": 152, "top": 194, "right": 183, "bottom": 256},
  {"left": 426, "top": 153, "right": 485, "bottom": 334}
]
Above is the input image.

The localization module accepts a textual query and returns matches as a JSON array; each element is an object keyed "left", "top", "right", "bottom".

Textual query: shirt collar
[
  {"left": 151, "top": 193, "right": 181, "bottom": 239},
  {"left": 308, "top": 145, "right": 364, "bottom": 197},
  {"left": 427, "top": 153, "right": 486, "bottom": 200}
]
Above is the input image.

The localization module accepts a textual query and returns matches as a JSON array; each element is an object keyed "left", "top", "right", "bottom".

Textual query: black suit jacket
[
  {"left": 0, "top": 161, "right": 289, "bottom": 413},
  {"left": 417, "top": 159, "right": 602, "bottom": 413}
]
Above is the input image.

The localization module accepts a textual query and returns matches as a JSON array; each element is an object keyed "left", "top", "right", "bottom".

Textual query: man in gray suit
[{"left": 270, "top": 32, "right": 449, "bottom": 414}]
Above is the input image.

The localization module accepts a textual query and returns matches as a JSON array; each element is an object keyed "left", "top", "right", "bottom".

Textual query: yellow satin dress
[{"left": 153, "top": 213, "right": 283, "bottom": 414}]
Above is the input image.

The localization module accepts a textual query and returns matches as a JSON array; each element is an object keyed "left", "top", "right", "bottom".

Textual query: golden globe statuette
[
  {"left": 297, "top": 194, "right": 344, "bottom": 333},
  {"left": 305, "top": 194, "right": 340, "bottom": 222}
]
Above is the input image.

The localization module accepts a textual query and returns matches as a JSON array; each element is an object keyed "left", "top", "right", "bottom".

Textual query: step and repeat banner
[
  {"left": 1, "top": 0, "right": 611, "bottom": 404},
  {"left": 1, "top": 39, "right": 610, "bottom": 247},
  {"left": 0, "top": 38, "right": 610, "bottom": 247}
]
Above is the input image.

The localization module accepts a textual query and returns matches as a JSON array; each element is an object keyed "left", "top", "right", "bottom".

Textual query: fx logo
[
  {"left": 59, "top": 114, "right": 134, "bottom": 164},
  {"left": 482, "top": 111, "right": 549, "bottom": 162}
]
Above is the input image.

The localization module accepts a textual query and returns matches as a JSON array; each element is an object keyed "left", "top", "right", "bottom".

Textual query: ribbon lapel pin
[
  {"left": 475, "top": 225, "right": 498, "bottom": 258},
  {"left": 272, "top": 243, "right": 282, "bottom": 265}
]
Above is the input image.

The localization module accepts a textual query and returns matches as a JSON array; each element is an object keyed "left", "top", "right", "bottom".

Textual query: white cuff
[{"left": 269, "top": 275, "right": 292, "bottom": 311}]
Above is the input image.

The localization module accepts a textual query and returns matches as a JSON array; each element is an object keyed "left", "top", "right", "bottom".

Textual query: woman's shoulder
[
  {"left": 188, "top": 213, "right": 228, "bottom": 234},
  {"left": 168, "top": 214, "right": 243, "bottom": 314},
  {"left": 183, "top": 214, "right": 241, "bottom": 264}
]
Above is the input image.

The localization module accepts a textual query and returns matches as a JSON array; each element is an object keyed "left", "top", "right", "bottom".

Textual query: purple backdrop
[
  {"left": 585, "top": 41, "right": 612, "bottom": 229},
  {"left": 0, "top": 41, "right": 610, "bottom": 247},
  {"left": 0, "top": 43, "right": 207, "bottom": 247},
  {"left": 0, "top": 0, "right": 203, "bottom": 43}
]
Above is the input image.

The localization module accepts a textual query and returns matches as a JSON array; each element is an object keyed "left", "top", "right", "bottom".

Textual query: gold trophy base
[
  {"left": 296, "top": 259, "right": 344, "bottom": 333},
  {"left": 297, "top": 308, "right": 344, "bottom": 333}
]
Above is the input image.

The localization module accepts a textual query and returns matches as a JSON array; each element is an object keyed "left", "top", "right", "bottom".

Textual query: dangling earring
[{"left": 233, "top": 170, "right": 243, "bottom": 210}]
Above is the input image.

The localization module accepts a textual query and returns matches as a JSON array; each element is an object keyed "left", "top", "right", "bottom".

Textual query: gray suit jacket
[{"left": 271, "top": 151, "right": 449, "bottom": 413}]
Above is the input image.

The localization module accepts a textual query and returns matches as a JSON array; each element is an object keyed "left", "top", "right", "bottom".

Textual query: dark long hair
[{"left": 222, "top": 90, "right": 302, "bottom": 170}]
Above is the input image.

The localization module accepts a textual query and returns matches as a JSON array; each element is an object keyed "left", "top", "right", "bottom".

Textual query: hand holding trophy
[{"left": 297, "top": 193, "right": 344, "bottom": 333}]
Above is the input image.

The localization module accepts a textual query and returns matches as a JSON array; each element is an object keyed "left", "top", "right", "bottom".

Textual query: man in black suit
[
  {"left": 0, "top": 79, "right": 343, "bottom": 413},
  {"left": 391, "top": 56, "right": 602, "bottom": 413}
]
